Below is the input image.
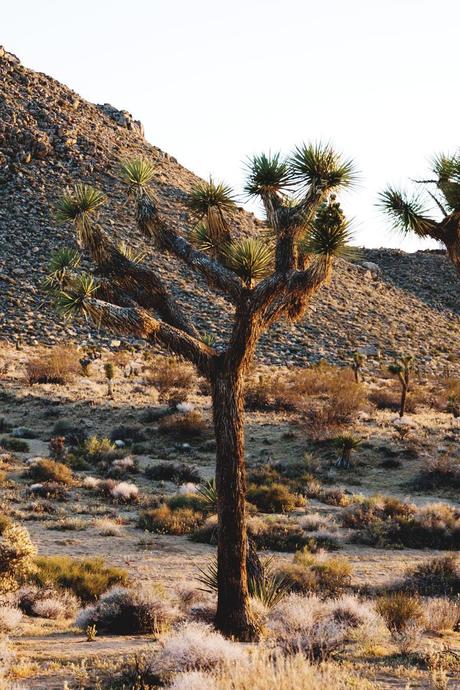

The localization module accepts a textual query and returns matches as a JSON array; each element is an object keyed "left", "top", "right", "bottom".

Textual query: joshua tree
[
  {"left": 103, "top": 362, "right": 114, "bottom": 397},
  {"left": 351, "top": 351, "right": 365, "bottom": 383},
  {"left": 334, "top": 434, "right": 361, "bottom": 469},
  {"left": 49, "top": 143, "right": 356, "bottom": 640},
  {"left": 379, "top": 152, "right": 460, "bottom": 276},
  {"left": 388, "top": 355, "right": 413, "bottom": 418}
]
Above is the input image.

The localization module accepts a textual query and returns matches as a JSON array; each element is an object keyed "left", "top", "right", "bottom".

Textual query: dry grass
[
  {"left": 145, "top": 355, "right": 197, "bottom": 403},
  {"left": 25, "top": 345, "right": 80, "bottom": 385},
  {"left": 158, "top": 411, "right": 208, "bottom": 439}
]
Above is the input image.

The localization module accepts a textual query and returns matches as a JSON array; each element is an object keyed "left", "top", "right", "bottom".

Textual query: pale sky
[{"left": 3, "top": 0, "right": 459, "bottom": 250}]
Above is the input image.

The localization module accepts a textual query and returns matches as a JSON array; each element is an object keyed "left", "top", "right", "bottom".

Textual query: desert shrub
[
  {"left": 145, "top": 462, "right": 202, "bottom": 484},
  {"left": 110, "top": 425, "right": 146, "bottom": 444},
  {"left": 27, "top": 459, "right": 73, "bottom": 485},
  {"left": 422, "top": 597, "right": 460, "bottom": 632},
  {"left": 0, "top": 605, "right": 22, "bottom": 633},
  {"left": 139, "top": 505, "right": 203, "bottom": 535},
  {"left": 318, "top": 487, "right": 352, "bottom": 507},
  {"left": 0, "top": 418, "right": 11, "bottom": 434},
  {"left": 413, "top": 454, "right": 460, "bottom": 491},
  {"left": 244, "top": 373, "right": 297, "bottom": 411},
  {"left": 52, "top": 419, "right": 86, "bottom": 446},
  {"left": 189, "top": 515, "right": 219, "bottom": 544},
  {"left": 76, "top": 586, "right": 179, "bottom": 634},
  {"left": 247, "top": 464, "right": 281, "bottom": 486},
  {"left": 369, "top": 383, "right": 422, "bottom": 413},
  {"left": 93, "top": 518, "right": 123, "bottom": 536},
  {"left": 29, "top": 481, "right": 69, "bottom": 500},
  {"left": 0, "top": 523, "right": 37, "bottom": 593},
  {"left": 278, "top": 551, "right": 351, "bottom": 596},
  {"left": 401, "top": 555, "right": 460, "bottom": 596},
  {"left": 110, "top": 481, "right": 139, "bottom": 502},
  {"left": 31, "top": 555, "right": 128, "bottom": 603},
  {"left": 17, "top": 585, "right": 78, "bottom": 619},
  {"left": 167, "top": 493, "right": 208, "bottom": 512},
  {"left": 376, "top": 592, "right": 423, "bottom": 632},
  {"left": 0, "top": 515, "right": 12, "bottom": 535},
  {"left": 25, "top": 345, "right": 79, "bottom": 385},
  {"left": 152, "top": 622, "right": 247, "bottom": 676},
  {"left": 145, "top": 355, "right": 196, "bottom": 402},
  {"left": 81, "top": 435, "right": 119, "bottom": 463},
  {"left": 158, "top": 411, "right": 207, "bottom": 439},
  {"left": 0, "top": 437, "right": 29, "bottom": 453},
  {"left": 247, "top": 483, "right": 299, "bottom": 513},
  {"left": 249, "top": 515, "right": 339, "bottom": 553},
  {"left": 106, "top": 455, "right": 139, "bottom": 478}
]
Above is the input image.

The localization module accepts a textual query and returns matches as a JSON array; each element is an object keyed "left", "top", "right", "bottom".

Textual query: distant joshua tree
[
  {"left": 388, "top": 354, "right": 413, "bottom": 418},
  {"left": 379, "top": 152, "right": 460, "bottom": 276},
  {"left": 48, "top": 143, "right": 356, "bottom": 641}
]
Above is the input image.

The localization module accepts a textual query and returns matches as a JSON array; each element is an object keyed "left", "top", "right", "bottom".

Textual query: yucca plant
[
  {"left": 56, "top": 185, "right": 106, "bottom": 223},
  {"left": 119, "top": 158, "right": 156, "bottom": 190},
  {"left": 388, "top": 354, "right": 413, "bottom": 418},
  {"left": 379, "top": 151, "right": 460, "bottom": 277},
  {"left": 334, "top": 434, "right": 361, "bottom": 469},
  {"left": 117, "top": 240, "right": 146, "bottom": 264},
  {"left": 300, "top": 196, "right": 356, "bottom": 262},
  {"left": 196, "top": 478, "right": 217, "bottom": 513},
  {"left": 223, "top": 238, "right": 274, "bottom": 287},
  {"left": 43, "top": 247, "right": 81, "bottom": 292},
  {"left": 50, "top": 141, "right": 356, "bottom": 642},
  {"left": 351, "top": 351, "right": 366, "bottom": 383},
  {"left": 197, "top": 555, "right": 288, "bottom": 608}
]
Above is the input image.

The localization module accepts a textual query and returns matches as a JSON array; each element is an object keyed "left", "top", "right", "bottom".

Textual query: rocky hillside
[{"left": 1, "top": 46, "right": 459, "bottom": 373}]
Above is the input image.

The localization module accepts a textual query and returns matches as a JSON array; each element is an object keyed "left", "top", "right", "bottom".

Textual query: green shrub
[
  {"left": 0, "top": 437, "right": 30, "bottom": 453},
  {"left": 139, "top": 505, "right": 203, "bottom": 535},
  {"left": 27, "top": 459, "right": 73, "bottom": 485},
  {"left": 376, "top": 592, "right": 423, "bottom": 632},
  {"left": 31, "top": 555, "right": 128, "bottom": 602},
  {"left": 145, "top": 462, "right": 202, "bottom": 484},
  {"left": 247, "top": 483, "right": 299, "bottom": 513},
  {"left": 166, "top": 493, "right": 208, "bottom": 512},
  {"left": 82, "top": 436, "right": 118, "bottom": 463},
  {"left": 278, "top": 551, "right": 352, "bottom": 596},
  {"left": 0, "top": 523, "right": 37, "bottom": 593}
]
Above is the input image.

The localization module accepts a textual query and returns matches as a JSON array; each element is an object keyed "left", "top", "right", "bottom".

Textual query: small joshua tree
[
  {"left": 334, "top": 434, "right": 361, "bottom": 469},
  {"left": 104, "top": 362, "right": 115, "bottom": 398},
  {"left": 48, "top": 143, "right": 357, "bottom": 640},
  {"left": 79, "top": 356, "right": 92, "bottom": 377},
  {"left": 379, "top": 151, "right": 460, "bottom": 277},
  {"left": 388, "top": 355, "right": 413, "bottom": 418},
  {"left": 351, "top": 351, "right": 365, "bottom": 383}
]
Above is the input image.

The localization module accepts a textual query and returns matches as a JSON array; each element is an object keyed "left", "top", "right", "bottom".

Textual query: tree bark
[
  {"left": 400, "top": 384, "right": 407, "bottom": 417},
  {"left": 211, "top": 367, "right": 260, "bottom": 641}
]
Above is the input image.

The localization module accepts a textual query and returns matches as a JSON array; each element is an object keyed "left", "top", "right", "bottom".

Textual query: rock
[
  {"left": 97, "top": 103, "right": 144, "bottom": 136},
  {"left": 114, "top": 440, "right": 125, "bottom": 448},
  {"left": 361, "top": 261, "right": 381, "bottom": 275}
]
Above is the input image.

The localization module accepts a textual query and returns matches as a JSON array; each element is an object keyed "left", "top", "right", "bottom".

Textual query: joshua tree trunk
[
  {"left": 399, "top": 383, "right": 407, "bottom": 418},
  {"left": 211, "top": 366, "right": 259, "bottom": 641}
]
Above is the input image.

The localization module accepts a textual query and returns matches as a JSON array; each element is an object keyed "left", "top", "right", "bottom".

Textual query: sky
[{"left": 3, "top": 0, "right": 459, "bottom": 250}]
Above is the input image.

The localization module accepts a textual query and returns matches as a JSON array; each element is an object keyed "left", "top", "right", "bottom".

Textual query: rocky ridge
[{"left": 1, "top": 46, "right": 460, "bottom": 373}]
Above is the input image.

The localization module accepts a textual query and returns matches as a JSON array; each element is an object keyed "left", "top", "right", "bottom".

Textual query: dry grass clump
[
  {"left": 0, "top": 523, "right": 37, "bottom": 593},
  {"left": 25, "top": 345, "right": 80, "bottom": 385},
  {"left": 145, "top": 462, "right": 202, "bottom": 484},
  {"left": 376, "top": 592, "right": 424, "bottom": 633},
  {"left": 81, "top": 436, "right": 119, "bottom": 463},
  {"left": 413, "top": 454, "right": 460, "bottom": 491},
  {"left": 158, "top": 411, "right": 208, "bottom": 439},
  {"left": 342, "top": 496, "right": 460, "bottom": 550},
  {"left": 165, "top": 650, "right": 377, "bottom": 690},
  {"left": 31, "top": 555, "right": 128, "bottom": 603},
  {"left": 92, "top": 518, "right": 123, "bottom": 536},
  {"left": 27, "top": 459, "right": 73, "bottom": 485},
  {"left": 145, "top": 355, "right": 196, "bottom": 403},
  {"left": 423, "top": 597, "right": 460, "bottom": 632},
  {"left": 368, "top": 381, "right": 426, "bottom": 413},
  {"left": 246, "top": 483, "right": 300, "bottom": 514},
  {"left": 400, "top": 555, "right": 460, "bottom": 596},
  {"left": 76, "top": 585, "right": 180, "bottom": 634},
  {"left": 246, "top": 515, "right": 340, "bottom": 553},
  {"left": 0, "top": 605, "right": 22, "bottom": 633},
  {"left": 277, "top": 551, "right": 351, "bottom": 596},
  {"left": 139, "top": 505, "right": 203, "bottom": 535},
  {"left": 17, "top": 585, "right": 78, "bottom": 619}
]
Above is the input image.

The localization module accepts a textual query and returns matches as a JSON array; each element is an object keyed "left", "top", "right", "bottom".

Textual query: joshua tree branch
[{"left": 83, "top": 298, "right": 215, "bottom": 376}]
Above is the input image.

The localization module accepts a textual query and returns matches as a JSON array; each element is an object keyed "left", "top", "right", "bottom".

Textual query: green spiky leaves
[
  {"left": 290, "top": 142, "right": 358, "bottom": 192},
  {"left": 189, "top": 222, "right": 218, "bottom": 254},
  {"left": 378, "top": 187, "right": 432, "bottom": 237},
  {"left": 117, "top": 240, "right": 146, "bottom": 264},
  {"left": 188, "top": 178, "right": 236, "bottom": 216},
  {"left": 301, "top": 198, "right": 355, "bottom": 259},
  {"left": 223, "top": 238, "right": 274, "bottom": 287},
  {"left": 244, "top": 152, "right": 291, "bottom": 199},
  {"left": 120, "top": 158, "right": 156, "bottom": 189},
  {"left": 56, "top": 185, "right": 106, "bottom": 223},
  {"left": 56, "top": 274, "right": 99, "bottom": 320},
  {"left": 43, "top": 247, "right": 81, "bottom": 292}
]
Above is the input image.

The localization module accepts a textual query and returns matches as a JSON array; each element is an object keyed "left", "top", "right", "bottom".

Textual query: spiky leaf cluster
[
  {"left": 56, "top": 185, "right": 106, "bottom": 223},
  {"left": 378, "top": 187, "right": 431, "bottom": 237},
  {"left": 244, "top": 152, "right": 291, "bottom": 199},
  {"left": 188, "top": 178, "right": 236, "bottom": 217},
  {"left": 119, "top": 158, "right": 156, "bottom": 189},
  {"left": 117, "top": 240, "right": 146, "bottom": 264},
  {"left": 43, "top": 247, "right": 81, "bottom": 291},
  {"left": 301, "top": 198, "right": 355, "bottom": 259},
  {"left": 56, "top": 274, "right": 99, "bottom": 319},
  {"left": 223, "top": 238, "right": 274, "bottom": 287},
  {"left": 289, "top": 142, "right": 357, "bottom": 192}
]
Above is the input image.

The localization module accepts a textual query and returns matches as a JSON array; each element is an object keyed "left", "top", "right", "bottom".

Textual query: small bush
[
  {"left": 29, "top": 481, "right": 69, "bottom": 500},
  {"left": 0, "top": 523, "right": 37, "bottom": 593},
  {"left": 17, "top": 585, "right": 78, "bottom": 619},
  {"left": 25, "top": 345, "right": 80, "bottom": 385},
  {"left": 82, "top": 436, "right": 118, "bottom": 463},
  {"left": 423, "top": 597, "right": 460, "bottom": 632},
  {"left": 110, "top": 425, "right": 146, "bottom": 444},
  {"left": 167, "top": 493, "right": 208, "bottom": 512},
  {"left": 278, "top": 551, "right": 352, "bottom": 596},
  {"left": 145, "top": 355, "right": 196, "bottom": 402},
  {"left": 140, "top": 505, "right": 203, "bottom": 535},
  {"left": 376, "top": 592, "right": 423, "bottom": 632},
  {"left": 0, "top": 605, "right": 22, "bottom": 633},
  {"left": 76, "top": 586, "right": 179, "bottom": 634},
  {"left": 401, "top": 555, "right": 460, "bottom": 596},
  {"left": 145, "top": 462, "right": 202, "bottom": 484},
  {"left": 158, "top": 411, "right": 207, "bottom": 439},
  {"left": 31, "top": 555, "right": 128, "bottom": 602},
  {"left": 27, "top": 459, "right": 73, "bottom": 485},
  {"left": 247, "top": 483, "right": 299, "bottom": 513},
  {"left": 413, "top": 454, "right": 460, "bottom": 491},
  {"left": 0, "top": 437, "right": 30, "bottom": 453}
]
